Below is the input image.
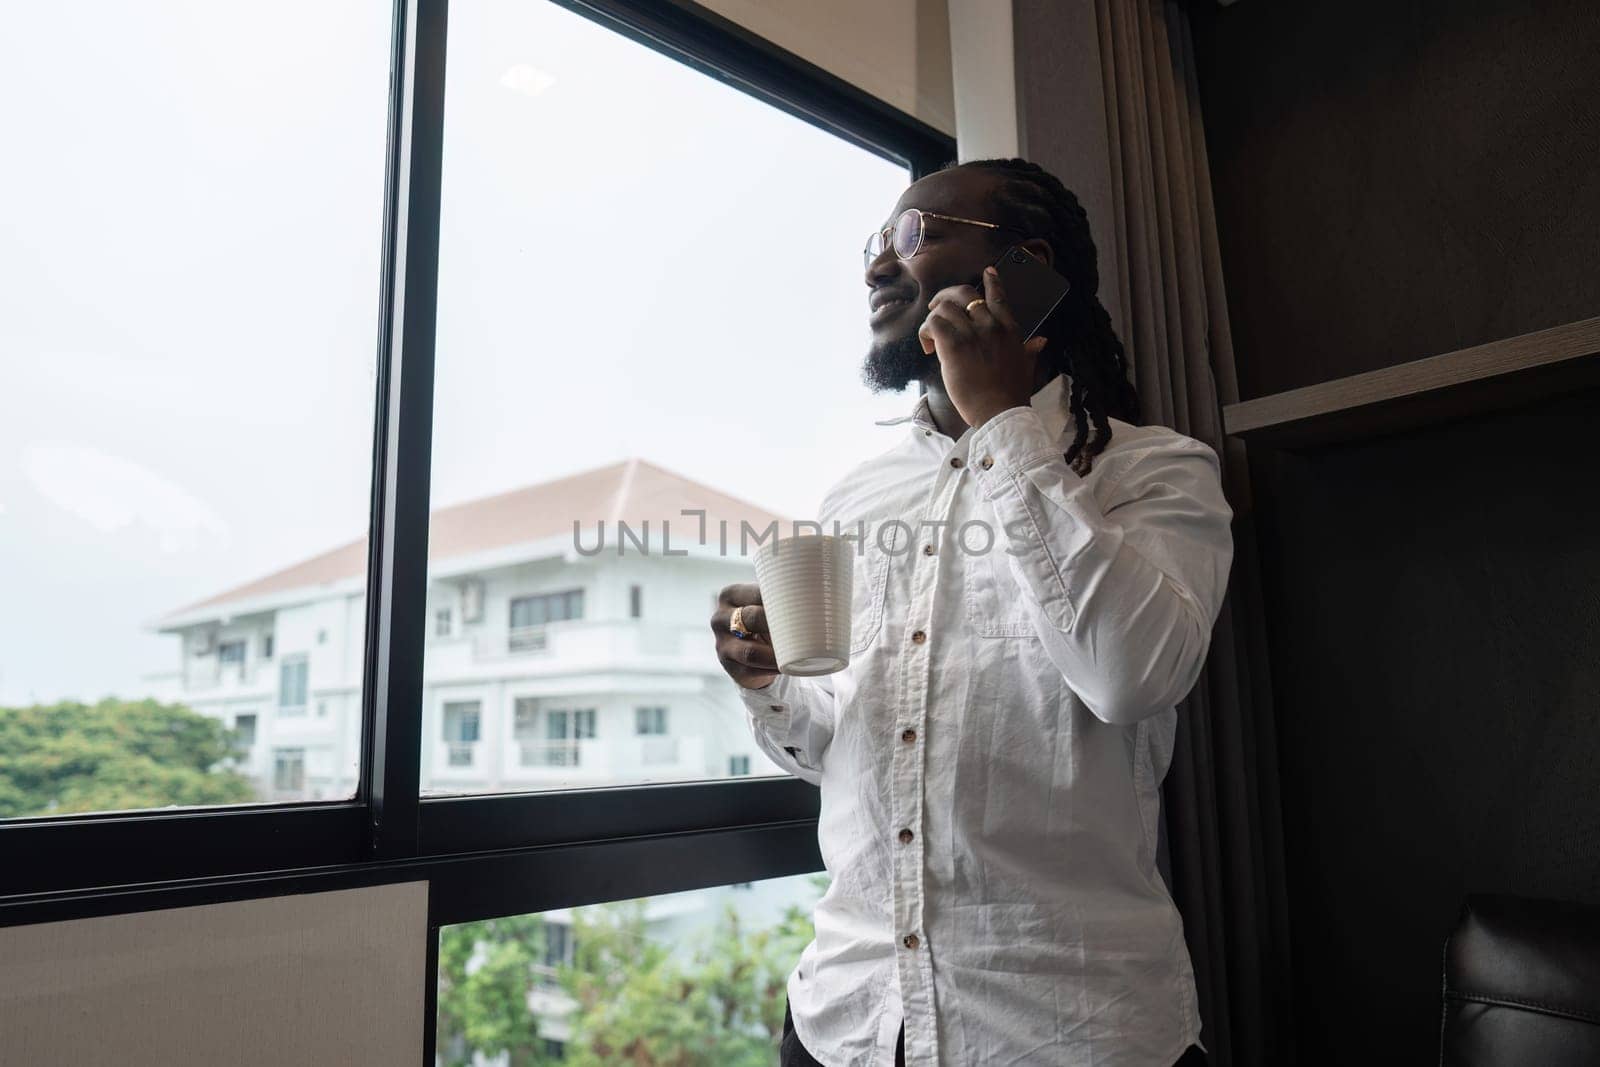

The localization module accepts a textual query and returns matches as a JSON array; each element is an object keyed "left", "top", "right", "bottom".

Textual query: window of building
[
  {"left": 635, "top": 706, "right": 668, "bottom": 736},
  {"left": 260, "top": 633, "right": 274, "bottom": 660},
  {"left": 272, "top": 748, "right": 305, "bottom": 794},
  {"left": 514, "top": 700, "right": 596, "bottom": 767},
  {"left": 629, "top": 584, "right": 642, "bottom": 619},
  {"left": 512, "top": 697, "right": 539, "bottom": 741},
  {"left": 435, "top": 608, "right": 453, "bottom": 637},
  {"left": 217, "top": 640, "right": 248, "bottom": 682},
  {"left": 728, "top": 755, "right": 750, "bottom": 776},
  {"left": 443, "top": 701, "right": 482, "bottom": 767},
  {"left": 543, "top": 920, "right": 574, "bottom": 969},
  {"left": 232, "top": 713, "right": 257, "bottom": 755},
  {"left": 278, "top": 657, "right": 309, "bottom": 715},
  {"left": 509, "top": 589, "right": 584, "bottom": 629}
]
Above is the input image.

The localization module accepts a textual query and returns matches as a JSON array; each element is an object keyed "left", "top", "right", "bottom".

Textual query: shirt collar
[{"left": 874, "top": 374, "right": 1072, "bottom": 441}]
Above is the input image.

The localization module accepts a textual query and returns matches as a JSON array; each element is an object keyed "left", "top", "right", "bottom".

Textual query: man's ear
[{"left": 1021, "top": 239, "right": 1054, "bottom": 267}]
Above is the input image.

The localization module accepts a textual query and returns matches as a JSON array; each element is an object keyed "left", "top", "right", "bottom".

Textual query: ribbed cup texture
[{"left": 752, "top": 534, "right": 854, "bottom": 676}]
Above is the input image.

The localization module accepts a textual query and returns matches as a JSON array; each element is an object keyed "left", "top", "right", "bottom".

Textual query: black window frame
[{"left": 0, "top": 1, "right": 952, "bottom": 1061}]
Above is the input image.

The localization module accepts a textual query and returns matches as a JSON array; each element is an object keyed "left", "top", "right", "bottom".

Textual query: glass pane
[
  {"left": 435, "top": 869, "right": 830, "bottom": 1065},
  {"left": 0, "top": 3, "right": 389, "bottom": 817},
  {"left": 418, "top": 0, "right": 910, "bottom": 797}
]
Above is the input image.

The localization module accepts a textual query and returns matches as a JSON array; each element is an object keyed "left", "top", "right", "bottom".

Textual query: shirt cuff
[
  {"left": 738, "top": 674, "right": 800, "bottom": 736},
  {"left": 968, "top": 405, "right": 1077, "bottom": 499}
]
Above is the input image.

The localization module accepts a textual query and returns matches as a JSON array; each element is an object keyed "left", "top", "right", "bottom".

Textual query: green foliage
[
  {"left": 558, "top": 894, "right": 811, "bottom": 1067},
  {"left": 439, "top": 871, "right": 832, "bottom": 1066},
  {"left": 437, "top": 913, "right": 552, "bottom": 1067},
  {"left": 0, "top": 697, "right": 255, "bottom": 818}
]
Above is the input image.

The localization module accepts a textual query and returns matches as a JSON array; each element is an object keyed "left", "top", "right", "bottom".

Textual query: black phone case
[{"left": 981, "top": 245, "right": 1072, "bottom": 341}]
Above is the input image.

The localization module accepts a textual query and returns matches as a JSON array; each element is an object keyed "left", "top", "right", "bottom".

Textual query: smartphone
[{"left": 972, "top": 245, "right": 1072, "bottom": 341}]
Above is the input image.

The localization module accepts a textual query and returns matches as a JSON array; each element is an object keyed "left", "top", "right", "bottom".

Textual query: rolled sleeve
[{"left": 967, "top": 410, "right": 1235, "bottom": 725}]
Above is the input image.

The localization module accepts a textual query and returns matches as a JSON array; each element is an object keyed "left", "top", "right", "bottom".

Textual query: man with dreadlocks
[{"left": 713, "top": 158, "right": 1231, "bottom": 1066}]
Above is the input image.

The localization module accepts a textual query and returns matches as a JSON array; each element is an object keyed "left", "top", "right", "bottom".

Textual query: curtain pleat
[{"left": 1086, "top": 2, "right": 1298, "bottom": 1063}]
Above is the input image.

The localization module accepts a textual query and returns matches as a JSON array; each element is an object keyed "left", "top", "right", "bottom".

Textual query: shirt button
[
  {"left": 901, "top": 728, "right": 916, "bottom": 743},
  {"left": 911, "top": 629, "right": 926, "bottom": 644},
  {"left": 923, "top": 429, "right": 933, "bottom": 436},
  {"left": 979, "top": 455, "right": 993, "bottom": 470},
  {"left": 949, "top": 456, "right": 964, "bottom": 469},
  {"left": 903, "top": 933, "right": 920, "bottom": 950},
  {"left": 898, "top": 828, "right": 914, "bottom": 844},
  {"left": 921, "top": 543, "right": 934, "bottom": 556}
]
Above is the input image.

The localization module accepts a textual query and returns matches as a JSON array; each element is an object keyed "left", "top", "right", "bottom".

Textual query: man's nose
[{"left": 864, "top": 246, "right": 903, "bottom": 287}]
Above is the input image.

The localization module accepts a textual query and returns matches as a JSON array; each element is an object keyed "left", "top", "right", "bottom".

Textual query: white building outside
[{"left": 148, "top": 457, "right": 824, "bottom": 1060}]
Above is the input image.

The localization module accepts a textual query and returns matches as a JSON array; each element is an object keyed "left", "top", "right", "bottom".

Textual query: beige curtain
[{"left": 1016, "top": 1, "right": 1297, "bottom": 1063}]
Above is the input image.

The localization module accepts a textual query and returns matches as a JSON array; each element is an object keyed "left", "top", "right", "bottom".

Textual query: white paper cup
[{"left": 752, "top": 533, "right": 854, "bottom": 676}]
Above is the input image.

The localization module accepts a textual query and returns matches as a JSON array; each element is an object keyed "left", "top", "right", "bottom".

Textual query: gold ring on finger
[{"left": 965, "top": 298, "right": 986, "bottom": 314}]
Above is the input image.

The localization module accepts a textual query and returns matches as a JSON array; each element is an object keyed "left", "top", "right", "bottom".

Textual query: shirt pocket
[
  {"left": 848, "top": 535, "right": 892, "bottom": 657},
  {"left": 963, "top": 541, "right": 1040, "bottom": 639}
]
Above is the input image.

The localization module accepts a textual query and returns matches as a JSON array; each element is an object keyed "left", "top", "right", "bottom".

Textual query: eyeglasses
[{"left": 864, "top": 208, "right": 1010, "bottom": 269}]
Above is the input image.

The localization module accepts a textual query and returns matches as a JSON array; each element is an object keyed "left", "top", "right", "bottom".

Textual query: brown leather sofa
[{"left": 1440, "top": 893, "right": 1600, "bottom": 1065}]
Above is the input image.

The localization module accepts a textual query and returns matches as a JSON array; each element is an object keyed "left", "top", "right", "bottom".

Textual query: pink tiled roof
[{"left": 166, "top": 458, "right": 785, "bottom": 621}]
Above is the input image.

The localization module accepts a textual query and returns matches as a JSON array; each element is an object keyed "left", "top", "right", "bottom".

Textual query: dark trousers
[{"left": 779, "top": 997, "right": 1207, "bottom": 1066}]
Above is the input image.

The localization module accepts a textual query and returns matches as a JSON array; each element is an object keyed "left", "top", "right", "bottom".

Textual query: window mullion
[{"left": 361, "top": 0, "right": 449, "bottom": 861}]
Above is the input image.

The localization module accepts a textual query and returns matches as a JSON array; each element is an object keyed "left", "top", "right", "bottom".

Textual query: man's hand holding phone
[{"left": 919, "top": 262, "right": 1053, "bottom": 430}]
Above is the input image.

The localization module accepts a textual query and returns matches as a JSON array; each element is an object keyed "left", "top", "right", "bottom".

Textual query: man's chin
[{"left": 862, "top": 333, "right": 932, "bottom": 393}]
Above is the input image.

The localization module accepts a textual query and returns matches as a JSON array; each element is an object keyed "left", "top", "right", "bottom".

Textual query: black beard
[{"left": 862, "top": 330, "right": 931, "bottom": 393}]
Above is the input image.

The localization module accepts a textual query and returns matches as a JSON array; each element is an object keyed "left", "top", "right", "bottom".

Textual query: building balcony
[
  {"left": 423, "top": 734, "right": 712, "bottom": 789},
  {"left": 428, "top": 619, "right": 715, "bottom": 682}
]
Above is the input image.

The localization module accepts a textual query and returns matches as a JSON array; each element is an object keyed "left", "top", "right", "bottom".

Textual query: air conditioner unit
[
  {"left": 192, "top": 629, "right": 216, "bottom": 655},
  {"left": 460, "top": 578, "right": 485, "bottom": 624}
]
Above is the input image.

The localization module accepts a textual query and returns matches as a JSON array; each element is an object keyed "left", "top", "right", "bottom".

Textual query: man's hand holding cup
[{"left": 713, "top": 582, "right": 779, "bottom": 690}]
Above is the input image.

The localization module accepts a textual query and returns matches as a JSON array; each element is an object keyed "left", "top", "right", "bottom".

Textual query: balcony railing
[
  {"left": 518, "top": 740, "right": 582, "bottom": 767},
  {"left": 445, "top": 741, "right": 476, "bottom": 767},
  {"left": 507, "top": 625, "right": 549, "bottom": 653},
  {"left": 449, "top": 620, "right": 705, "bottom": 671}
]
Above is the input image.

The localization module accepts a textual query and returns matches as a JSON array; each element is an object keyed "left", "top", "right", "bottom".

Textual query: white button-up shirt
[{"left": 739, "top": 374, "right": 1234, "bottom": 1066}]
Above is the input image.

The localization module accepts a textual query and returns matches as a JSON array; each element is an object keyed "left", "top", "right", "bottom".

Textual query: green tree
[
  {"left": 437, "top": 912, "right": 555, "bottom": 1067},
  {"left": 556, "top": 875, "right": 824, "bottom": 1066},
  {"left": 0, "top": 697, "right": 255, "bottom": 818},
  {"left": 435, "top": 875, "right": 833, "bottom": 1065}
]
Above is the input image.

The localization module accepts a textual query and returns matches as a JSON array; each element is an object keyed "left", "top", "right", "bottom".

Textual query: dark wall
[
  {"left": 1248, "top": 390, "right": 1600, "bottom": 1062},
  {"left": 1189, "top": 0, "right": 1600, "bottom": 401},
  {"left": 1188, "top": 1, "right": 1600, "bottom": 1063}
]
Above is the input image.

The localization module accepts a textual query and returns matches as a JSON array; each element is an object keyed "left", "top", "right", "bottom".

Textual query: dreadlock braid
[{"left": 939, "top": 157, "right": 1140, "bottom": 476}]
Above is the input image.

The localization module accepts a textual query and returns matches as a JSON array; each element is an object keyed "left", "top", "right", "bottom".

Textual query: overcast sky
[{"left": 0, "top": 1, "right": 914, "bottom": 706}]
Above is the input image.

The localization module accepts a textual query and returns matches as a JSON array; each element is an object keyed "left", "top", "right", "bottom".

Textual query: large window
[
  {"left": 0, "top": 1, "right": 386, "bottom": 818},
  {"left": 2, "top": 1, "right": 944, "bottom": 1032},
  {"left": 417, "top": 0, "right": 911, "bottom": 801}
]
